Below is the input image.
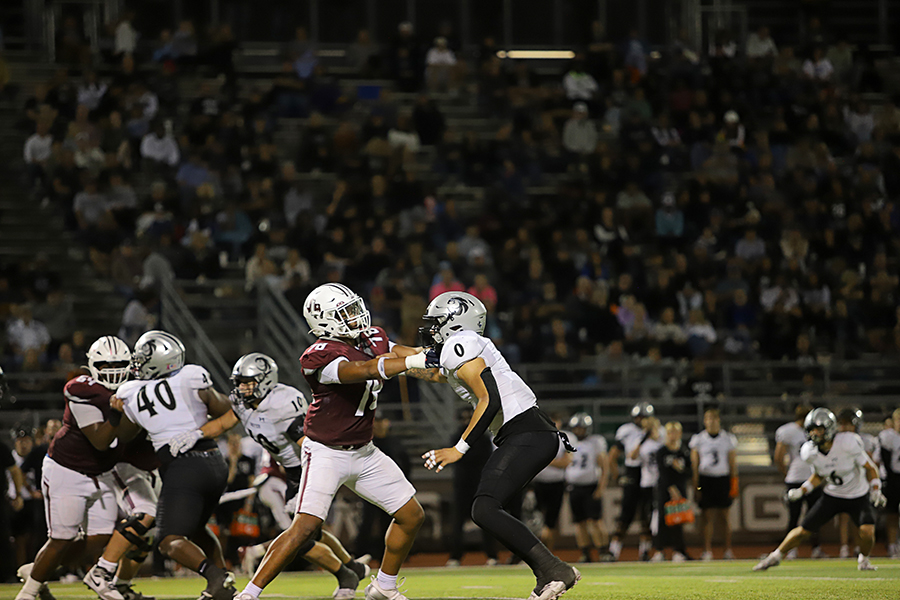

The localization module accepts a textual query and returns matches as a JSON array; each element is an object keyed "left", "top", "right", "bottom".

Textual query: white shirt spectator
[
  {"left": 118, "top": 299, "right": 155, "bottom": 346},
  {"left": 7, "top": 317, "right": 51, "bottom": 353},
  {"left": 23, "top": 132, "right": 53, "bottom": 164},
  {"left": 760, "top": 284, "right": 800, "bottom": 313},
  {"left": 562, "top": 117, "right": 598, "bottom": 155},
  {"left": 686, "top": 321, "right": 717, "bottom": 344},
  {"left": 115, "top": 20, "right": 138, "bottom": 55},
  {"left": 802, "top": 58, "right": 834, "bottom": 81},
  {"left": 845, "top": 106, "right": 875, "bottom": 143},
  {"left": 73, "top": 190, "right": 108, "bottom": 225},
  {"left": 140, "top": 132, "right": 181, "bottom": 166},
  {"left": 77, "top": 82, "right": 108, "bottom": 111},
  {"left": 387, "top": 128, "right": 421, "bottom": 153},
  {"left": 425, "top": 47, "right": 457, "bottom": 66},
  {"left": 563, "top": 71, "right": 599, "bottom": 101},
  {"left": 746, "top": 32, "right": 778, "bottom": 58}
]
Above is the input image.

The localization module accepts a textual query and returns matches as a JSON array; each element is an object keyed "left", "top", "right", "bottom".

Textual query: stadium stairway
[{"left": 0, "top": 59, "right": 127, "bottom": 343}]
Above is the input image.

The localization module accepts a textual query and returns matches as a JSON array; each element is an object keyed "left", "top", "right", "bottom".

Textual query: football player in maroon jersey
[
  {"left": 236, "top": 283, "right": 433, "bottom": 600},
  {"left": 15, "top": 337, "right": 132, "bottom": 600}
]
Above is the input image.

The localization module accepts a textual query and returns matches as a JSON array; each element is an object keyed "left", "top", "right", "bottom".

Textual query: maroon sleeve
[
  {"left": 360, "top": 327, "right": 393, "bottom": 356},
  {"left": 300, "top": 341, "right": 353, "bottom": 372},
  {"left": 64, "top": 376, "right": 110, "bottom": 408}
]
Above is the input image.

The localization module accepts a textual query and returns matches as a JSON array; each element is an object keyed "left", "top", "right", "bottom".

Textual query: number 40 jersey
[
  {"left": 232, "top": 383, "right": 308, "bottom": 469},
  {"left": 801, "top": 431, "right": 874, "bottom": 499},
  {"left": 119, "top": 364, "right": 214, "bottom": 451}
]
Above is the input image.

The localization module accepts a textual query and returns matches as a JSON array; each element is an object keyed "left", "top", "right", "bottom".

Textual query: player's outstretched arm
[
  {"left": 376, "top": 345, "right": 446, "bottom": 382},
  {"left": 337, "top": 352, "right": 430, "bottom": 383},
  {"left": 199, "top": 409, "right": 240, "bottom": 440},
  {"left": 423, "top": 357, "right": 496, "bottom": 472},
  {"left": 198, "top": 387, "right": 234, "bottom": 417}
]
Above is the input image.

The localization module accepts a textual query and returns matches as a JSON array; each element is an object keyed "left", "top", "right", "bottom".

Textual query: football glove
[
  {"left": 786, "top": 487, "right": 805, "bottom": 503},
  {"left": 169, "top": 429, "right": 204, "bottom": 456},
  {"left": 424, "top": 347, "right": 441, "bottom": 369},
  {"left": 870, "top": 486, "right": 887, "bottom": 508}
]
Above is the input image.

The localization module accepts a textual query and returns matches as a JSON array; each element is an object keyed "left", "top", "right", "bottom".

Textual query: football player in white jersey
[
  {"left": 628, "top": 416, "right": 664, "bottom": 561},
  {"left": 774, "top": 404, "right": 826, "bottom": 559},
  {"left": 178, "top": 352, "right": 370, "bottom": 599},
  {"left": 878, "top": 408, "right": 900, "bottom": 557},
  {"left": 530, "top": 414, "right": 572, "bottom": 551},
  {"left": 690, "top": 406, "right": 738, "bottom": 560},
  {"left": 837, "top": 408, "right": 882, "bottom": 559},
  {"left": 608, "top": 402, "right": 657, "bottom": 561},
  {"left": 564, "top": 413, "right": 609, "bottom": 563},
  {"left": 419, "top": 292, "right": 580, "bottom": 600},
  {"left": 109, "top": 331, "right": 237, "bottom": 600},
  {"left": 754, "top": 408, "right": 886, "bottom": 572}
]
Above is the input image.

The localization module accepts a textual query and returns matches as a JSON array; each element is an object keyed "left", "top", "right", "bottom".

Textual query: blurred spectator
[
  {"left": 33, "top": 291, "right": 76, "bottom": 347},
  {"left": 563, "top": 55, "right": 599, "bottom": 102},
  {"left": 425, "top": 37, "right": 457, "bottom": 92},
  {"left": 347, "top": 29, "right": 380, "bottom": 75},
  {"left": 140, "top": 121, "right": 181, "bottom": 168},
  {"left": 118, "top": 290, "right": 158, "bottom": 346},
  {"left": 563, "top": 102, "right": 598, "bottom": 155},
  {"left": 746, "top": 26, "right": 778, "bottom": 59},
  {"left": 114, "top": 13, "right": 138, "bottom": 58},
  {"left": 23, "top": 120, "right": 53, "bottom": 189},
  {"left": 7, "top": 305, "right": 51, "bottom": 361}
]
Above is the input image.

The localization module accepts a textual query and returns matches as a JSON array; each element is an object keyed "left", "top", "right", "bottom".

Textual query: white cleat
[
  {"left": 752, "top": 552, "right": 781, "bottom": 572},
  {"left": 650, "top": 551, "right": 665, "bottom": 562},
  {"left": 608, "top": 539, "right": 622, "bottom": 561},
  {"left": 810, "top": 546, "right": 829, "bottom": 559},
  {"left": 839, "top": 545, "right": 850, "bottom": 558},
  {"left": 672, "top": 552, "right": 687, "bottom": 563},
  {"left": 83, "top": 566, "right": 125, "bottom": 600},
  {"left": 723, "top": 549, "right": 735, "bottom": 560},
  {"left": 858, "top": 555, "right": 877, "bottom": 571},
  {"left": 529, "top": 566, "right": 581, "bottom": 600},
  {"left": 701, "top": 551, "right": 713, "bottom": 562},
  {"left": 334, "top": 588, "right": 357, "bottom": 600},
  {"left": 234, "top": 594, "right": 256, "bottom": 600},
  {"left": 785, "top": 549, "right": 798, "bottom": 560},
  {"left": 364, "top": 578, "right": 408, "bottom": 600}
]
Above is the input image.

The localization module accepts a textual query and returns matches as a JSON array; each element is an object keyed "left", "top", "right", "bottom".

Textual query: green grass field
[{"left": 2, "top": 560, "right": 899, "bottom": 600}]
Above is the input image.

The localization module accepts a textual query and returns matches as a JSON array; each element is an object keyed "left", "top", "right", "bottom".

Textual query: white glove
[
  {"left": 870, "top": 486, "right": 887, "bottom": 508},
  {"left": 787, "top": 487, "right": 805, "bottom": 502},
  {"left": 169, "top": 429, "right": 204, "bottom": 456}
]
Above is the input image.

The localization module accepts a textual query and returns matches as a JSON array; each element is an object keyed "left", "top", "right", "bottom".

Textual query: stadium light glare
[{"left": 496, "top": 50, "right": 576, "bottom": 59}]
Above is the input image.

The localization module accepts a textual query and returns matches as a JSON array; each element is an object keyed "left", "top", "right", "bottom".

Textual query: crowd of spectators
[{"left": 9, "top": 11, "right": 900, "bottom": 397}]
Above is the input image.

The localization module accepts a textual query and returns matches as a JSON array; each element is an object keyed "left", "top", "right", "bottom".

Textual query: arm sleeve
[
  {"left": 318, "top": 357, "right": 348, "bottom": 385},
  {"left": 460, "top": 367, "right": 502, "bottom": 445},
  {"left": 69, "top": 401, "right": 105, "bottom": 428},
  {"left": 285, "top": 415, "right": 305, "bottom": 442}
]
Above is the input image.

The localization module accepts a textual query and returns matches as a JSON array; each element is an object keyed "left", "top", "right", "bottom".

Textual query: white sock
[
  {"left": 771, "top": 549, "right": 783, "bottom": 560},
  {"left": 97, "top": 558, "right": 118, "bottom": 574},
  {"left": 242, "top": 582, "right": 264, "bottom": 598},
  {"left": 21, "top": 577, "right": 43, "bottom": 598},
  {"left": 376, "top": 570, "right": 398, "bottom": 590}
]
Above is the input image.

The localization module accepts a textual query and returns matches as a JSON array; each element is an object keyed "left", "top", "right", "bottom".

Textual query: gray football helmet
[
  {"left": 631, "top": 401, "right": 655, "bottom": 420},
  {"left": 568, "top": 412, "right": 593, "bottom": 436},
  {"left": 804, "top": 407, "right": 837, "bottom": 445},
  {"left": 231, "top": 352, "right": 278, "bottom": 408},
  {"left": 837, "top": 407, "right": 863, "bottom": 432},
  {"left": 422, "top": 292, "right": 487, "bottom": 345},
  {"left": 131, "top": 330, "right": 186, "bottom": 380}
]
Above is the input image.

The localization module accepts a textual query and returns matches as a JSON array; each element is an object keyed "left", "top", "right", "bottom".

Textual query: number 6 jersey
[
  {"left": 118, "top": 364, "right": 214, "bottom": 451},
  {"left": 801, "top": 431, "right": 874, "bottom": 499},
  {"left": 232, "top": 383, "right": 308, "bottom": 469}
]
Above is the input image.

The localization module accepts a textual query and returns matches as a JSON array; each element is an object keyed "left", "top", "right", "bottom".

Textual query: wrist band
[
  {"left": 405, "top": 353, "right": 427, "bottom": 370},
  {"left": 800, "top": 481, "right": 814, "bottom": 495},
  {"left": 870, "top": 479, "right": 881, "bottom": 491},
  {"left": 377, "top": 357, "right": 390, "bottom": 380},
  {"left": 454, "top": 439, "right": 470, "bottom": 454}
]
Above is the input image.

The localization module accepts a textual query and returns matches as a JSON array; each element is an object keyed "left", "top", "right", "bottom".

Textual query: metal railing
[
  {"left": 256, "top": 280, "right": 315, "bottom": 392},
  {"left": 159, "top": 276, "right": 231, "bottom": 390}
]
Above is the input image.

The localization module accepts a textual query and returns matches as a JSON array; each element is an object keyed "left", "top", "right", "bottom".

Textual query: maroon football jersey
[
  {"left": 119, "top": 431, "right": 161, "bottom": 472},
  {"left": 301, "top": 327, "right": 392, "bottom": 446},
  {"left": 48, "top": 375, "right": 118, "bottom": 476}
]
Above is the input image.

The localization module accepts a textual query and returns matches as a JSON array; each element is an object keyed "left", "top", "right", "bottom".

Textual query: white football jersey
[
  {"left": 232, "top": 383, "right": 308, "bottom": 469},
  {"left": 119, "top": 365, "right": 214, "bottom": 451},
  {"left": 638, "top": 437, "right": 663, "bottom": 488},
  {"left": 775, "top": 421, "right": 812, "bottom": 484},
  {"left": 689, "top": 430, "right": 738, "bottom": 477},
  {"left": 565, "top": 435, "right": 607, "bottom": 485},
  {"left": 878, "top": 428, "right": 900, "bottom": 475},
  {"left": 616, "top": 422, "right": 644, "bottom": 468},
  {"left": 533, "top": 431, "right": 571, "bottom": 484},
  {"left": 801, "top": 432, "right": 873, "bottom": 499},
  {"left": 861, "top": 433, "right": 880, "bottom": 466},
  {"left": 439, "top": 330, "right": 537, "bottom": 435}
]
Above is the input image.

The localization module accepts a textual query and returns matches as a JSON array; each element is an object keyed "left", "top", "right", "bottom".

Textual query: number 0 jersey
[
  {"left": 689, "top": 430, "right": 738, "bottom": 477},
  {"left": 438, "top": 330, "right": 537, "bottom": 436},
  {"left": 801, "top": 431, "right": 874, "bottom": 499},
  {"left": 118, "top": 365, "right": 214, "bottom": 451},
  {"left": 232, "top": 383, "right": 308, "bottom": 469}
]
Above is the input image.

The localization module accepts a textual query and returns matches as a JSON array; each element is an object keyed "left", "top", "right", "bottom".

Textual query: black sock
[
  {"left": 198, "top": 559, "right": 223, "bottom": 583},
  {"left": 345, "top": 559, "right": 366, "bottom": 580},
  {"left": 334, "top": 564, "right": 358, "bottom": 589}
]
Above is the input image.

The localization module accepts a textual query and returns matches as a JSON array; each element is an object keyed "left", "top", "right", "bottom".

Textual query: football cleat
[
  {"left": 115, "top": 584, "right": 154, "bottom": 600},
  {"left": 672, "top": 552, "right": 688, "bottom": 563},
  {"left": 83, "top": 565, "right": 126, "bottom": 600},
  {"left": 198, "top": 571, "right": 236, "bottom": 600},
  {"left": 723, "top": 549, "right": 735, "bottom": 560},
  {"left": 700, "top": 551, "right": 714, "bottom": 562},
  {"left": 608, "top": 539, "right": 622, "bottom": 561},
  {"left": 810, "top": 546, "right": 829, "bottom": 559},
  {"left": 857, "top": 555, "right": 877, "bottom": 571},
  {"left": 528, "top": 565, "right": 581, "bottom": 600},
  {"left": 752, "top": 552, "right": 781, "bottom": 571},
  {"left": 839, "top": 545, "right": 850, "bottom": 558},
  {"left": 444, "top": 559, "right": 460, "bottom": 568},
  {"left": 234, "top": 594, "right": 255, "bottom": 600},
  {"left": 650, "top": 552, "right": 664, "bottom": 562},
  {"left": 363, "top": 578, "right": 408, "bottom": 600}
]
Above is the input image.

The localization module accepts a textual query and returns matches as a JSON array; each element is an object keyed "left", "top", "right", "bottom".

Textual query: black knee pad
[
  {"left": 116, "top": 513, "right": 154, "bottom": 553},
  {"left": 471, "top": 496, "right": 500, "bottom": 528},
  {"left": 296, "top": 537, "right": 317, "bottom": 555}
]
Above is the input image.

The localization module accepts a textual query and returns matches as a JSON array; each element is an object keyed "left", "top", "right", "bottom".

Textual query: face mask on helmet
[
  {"left": 130, "top": 345, "right": 153, "bottom": 379},
  {"left": 91, "top": 360, "right": 131, "bottom": 389},
  {"left": 335, "top": 298, "right": 370, "bottom": 337},
  {"left": 231, "top": 375, "right": 263, "bottom": 408}
]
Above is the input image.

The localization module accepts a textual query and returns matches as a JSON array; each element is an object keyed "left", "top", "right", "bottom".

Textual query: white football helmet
[
  {"left": 87, "top": 336, "right": 132, "bottom": 390},
  {"left": 231, "top": 352, "right": 278, "bottom": 408},
  {"left": 131, "top": 330, "right": 186, "bottom": 380},
  {"left": 303, "top": 283, "right": 371, "bottom": 340},
  {"left": 423, "top": 292, "right": 486, "bottom": 345}
]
